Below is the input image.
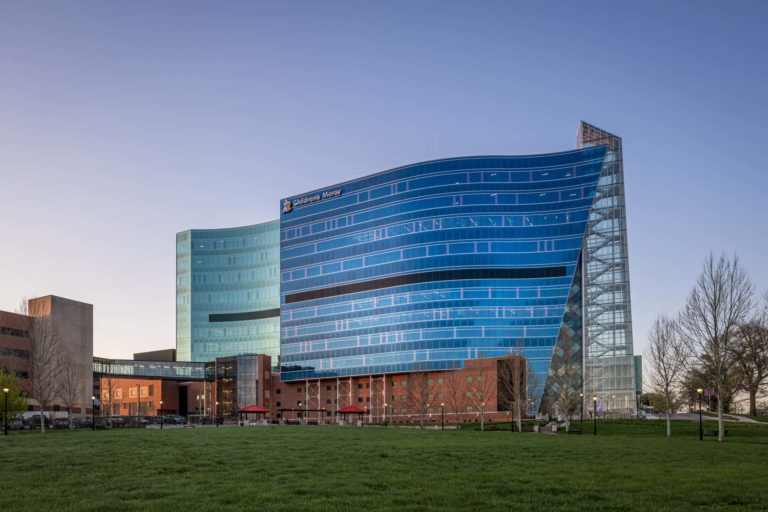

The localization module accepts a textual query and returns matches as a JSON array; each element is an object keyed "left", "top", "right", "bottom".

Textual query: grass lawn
[{"left": 1, "top": 420, "right": 767, "bottom": 511}]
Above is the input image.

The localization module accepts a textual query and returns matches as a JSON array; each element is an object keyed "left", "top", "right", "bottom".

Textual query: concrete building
[{"left": 1, "top": 295, "right": 93, "bottom": 417}]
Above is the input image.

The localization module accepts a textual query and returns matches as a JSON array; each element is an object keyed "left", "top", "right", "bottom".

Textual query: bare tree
[
  {"left": 645, "top": 314, "right": 688, "bottom": 436},
  {"left": 497, "top": 355, "right": 528, "bottom": 432},
  {"left": 405, "top": 373, "right": 433, "bottom": 428},
  {"left": 443, "top": 369, "right": 466, "bottom": 424},
  {"left": 28, "top": 315, "right": 64, "bottom": 433},
  {"left": 58, "top": 352, "right": 85, "bottom": 429},
  {"left": 733, "top": 294, "right": 768, "bottom": 416},
  {"left": 678, "top": 253, "right": 753, "bottom": 442},
  {"left": 467, "top": 365, "right": 496, "bottom": 431}
]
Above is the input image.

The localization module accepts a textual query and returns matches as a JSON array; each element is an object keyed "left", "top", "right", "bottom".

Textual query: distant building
[{"left": 1, "top": 295, "right": 93, "bottom": 417}]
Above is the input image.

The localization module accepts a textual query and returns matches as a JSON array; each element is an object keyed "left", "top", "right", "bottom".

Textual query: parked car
[
  {"left": 52, "top": 418, "right": 71, "bottom": 429},
  {"left": 76, "top": 418, "right": 93, "bottom": 429},
  {"left": 167, "top": 414, "right": 186, "bottom": 425},
  {"left": 139, "top": 416, "right": 152, "bottom": 425},
  {"left": 110, "top": 415, "right": 125, "bottom": 426},
  {"left": 26, "top": 415, "right": 51, "bottom": 429},
  {"left": 9, "top": 420, "right": 24, "bottom": 430}
]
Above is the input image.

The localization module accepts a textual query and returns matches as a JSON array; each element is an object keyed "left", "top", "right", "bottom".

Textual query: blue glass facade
[
  {"left": 279, "top": 148, "right": 610, "bottom": 400},
  {"left": 176, "top": 221, "right": 280, "bottom": 363}
]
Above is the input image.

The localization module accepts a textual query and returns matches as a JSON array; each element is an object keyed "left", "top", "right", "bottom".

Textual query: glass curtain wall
[
  {"left": 176, "top": 221, "right": 281, "bottom": 363},
  {"left": 578, "top": 121, "right": 636, "bottom": 414}
]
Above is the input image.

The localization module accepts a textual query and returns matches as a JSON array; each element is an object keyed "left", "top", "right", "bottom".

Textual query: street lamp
[
  {"left": 579, "top": 393, "right": 584, "bottom": 424},
  {"left": 592, "top": 396, "right": 597, "bottom": 436},
  {"left": 196, "top": 394, "right": 202, "bottom": 424},
  {"left": 3, "top": 387, "right": 9, "bottom": 435},
  {"left": 137, "top": 384, "right": 141, "bottom": 418},
  {"left": 215, "top": 401, "right": 220, "bottom": 428},
  {"left": 298, "top": 400, "right": 302, "bottom": 424},
  {"left": 159, "top": 400, "right": 164, "bottom": 430},
  {"left": 91, "top": 395, "right": 96, "bottom": 431},
  {"left": 384, "top": 403, "right": 388, "bottom": 428},
  {"left": 697, "top": 388, "right": 704, "bottom": 441},
  {"left": 440, "top": 402, "right": 445, "bottom": 430}
]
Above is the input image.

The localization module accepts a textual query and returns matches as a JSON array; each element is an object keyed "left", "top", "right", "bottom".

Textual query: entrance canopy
[{"left": 337, "top": 405, "right": 366, "bottom": 414}]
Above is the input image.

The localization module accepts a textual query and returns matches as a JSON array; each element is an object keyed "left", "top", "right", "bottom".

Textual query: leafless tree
[
  {"left": 733, "top": 293, "right": 768, "bottom": 416},
  {"left": 443, "top": 369, "right": 466, "bottom": 424},
  {"left": 58, "top": 352, "right": 86, "bottom": 429},
  {"left": 467, "top": 365, "right": 496, "bottom": 431},
  {"left": 645, "top": 314, "right": 688, "bottom": 436},
  {"left": 678, "top": 253, "right": 753, "bottom": 441},
  {"left": 498, "top": 355, "right": 528, "bottom": 432},
  {"left": 405, "top": 373, "right": 433, "bottom": 428},
  {"left": 28, "top": 315, "right": 64, "bottom": 433}
]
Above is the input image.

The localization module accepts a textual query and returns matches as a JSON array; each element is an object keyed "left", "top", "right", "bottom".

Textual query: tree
[
  {"left": 497, "top": 355, "right": 529, "bottom": 432},
  {"left": 58, "top": 352, "right": 85, "bottom": 429},
  {"left": 28, "top": 315, "right": 64, "bottom": 433},
  {"left": 678, "top": 253, "right": 753, "bottom": 442},
  {"left": 645, "top": 314, "right": 688, "bottom": 436},
  {"left": 405, "top": 373, "right": 433, "bottom": 428},
  {"left": 467, "top": 365, "right": 496, "bottom": 431},
  {"left": 443, "top": 369, "right": 466, "bottom": 424},
  {"left": 732, "top": 293, "right": 768, "bottom": 416},
  {"left": 0, "top": 372, "right": 27, "bottom": 420}
]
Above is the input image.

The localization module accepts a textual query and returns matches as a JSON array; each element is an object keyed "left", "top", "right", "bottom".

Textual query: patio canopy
[
  {"left": 237, "top": 404, "right": 269, "bottom": 413},
  {"left": 336, "top": 405, "right": 366, "bottom": 414}
]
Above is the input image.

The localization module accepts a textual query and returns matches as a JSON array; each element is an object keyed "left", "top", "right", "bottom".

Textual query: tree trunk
[
  {"left": 40, "top": 409, "right": 46, "bottom": 433},
  {"left": 666, "top": 411, "right": 671, "bottom": 437},
  {"left": 717, "top": 397, "right": 725, "bottom": 442},
  {"left": 480, "top": 410, "right": 484, "bottom": 431},
  {"left": 749, "top": 389, "right": 758, "bottom": 417}
]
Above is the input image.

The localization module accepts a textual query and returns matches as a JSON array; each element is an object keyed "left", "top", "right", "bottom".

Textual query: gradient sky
[{"left": 1, "top": 1, "right": 766, "bottom": 360}]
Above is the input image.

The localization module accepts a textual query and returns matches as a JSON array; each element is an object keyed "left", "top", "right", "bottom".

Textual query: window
[
  {"left": 148, "top": 385, "right": 154, "bottom": 397},
  {"left": 392, "top": 381, "right": 397, "bottom": 387},
  {"left": 366, "top": 383, "right": 370, "bottom": 389},
  {"left": 357, "top": 384, "right": 363, "bottom": 390},
  {"left": 466, "top": 376, "right": 472, "bottom": 383},
  {"left": 437, "top": 378, "right": 443, "bottom": 385},
  {"left": 276, "top": 389, "right": 281, "bottom": 395},
  {"left": 297, "top": 387, "right": 303, "bottom": 393},
  {"left": 276, "top": 402, "right": 281, "bottom": 407},
  {"left": 427, "top": 379, "right": 433, "bottom": 385},
  {"left": 326, "top": 399, "right": 332, "bottom": 404},
  {"left": 466, "top": 391, "right": 472, "bottom": 398},
  {"left": 326, "top": 385, "right": 332, "bottom": 391},
  {"left": 130, "top": 388, "right": 137, "bottom": 397},
  {"left": 366, "top": 397, "right": 370, "bottom": 402},
  {"left": 358, "top": 397, "right": 363, "bottom": 403},
  {"left": 477, "top": 376, "right": 483, "bottom": 382}
]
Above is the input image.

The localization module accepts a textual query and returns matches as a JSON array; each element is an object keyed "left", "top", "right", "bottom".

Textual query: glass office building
[
  {"left": 279, "top": 122, "right": 636, "bottom": 412},
  {"left": 176, "top": 221, "right": 280, "bottom": 363}
]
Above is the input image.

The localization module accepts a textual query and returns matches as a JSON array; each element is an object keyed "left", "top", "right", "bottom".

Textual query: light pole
[
  {"left": 91, "top": 395, "right": 96, "bottom": 431},
  {"left": 196, "top": 394, "right": 202, "bottom": 424},
  {"left": 697, "top": 388, "right": 704, "bottom": 441},
  {"left": 592, "top": 396, "right": 597, "bottom": 436},
  {"left": 159, "top": 400, "right": 164, "bottom": 429},
  {"left": 298, "top": 400, "right": 302, "bottom": 424},
  {"left": 384, "top": 403, "right": 388, "bottom": 427},
  {"left": 215, "top": 401, "right": 220, "bottom": 428},
  {"left": 441, "top": 402, "right": 445, "bottom": 430},
  {"left": 579, "top": 393, "right": 584, "bottom": 424},
  {"left": 3, "top": 387, "right": 9, "bottom": 435}
]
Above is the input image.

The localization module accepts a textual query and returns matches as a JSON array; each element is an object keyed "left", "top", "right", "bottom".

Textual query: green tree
[{"left": 1, "top": 372, "right": 28, "bottom": 421}]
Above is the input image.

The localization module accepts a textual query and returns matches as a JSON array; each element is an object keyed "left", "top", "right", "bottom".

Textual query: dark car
[{"left": 9, "top": 420, "right": 24, "bottom": 430}]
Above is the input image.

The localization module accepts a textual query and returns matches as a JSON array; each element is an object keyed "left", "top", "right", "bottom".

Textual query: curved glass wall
[
  {"left": 279, "top": 148, "right": 610, "bottom": 405},
  {"left": 176, "top": 221, "right": 280, "bottom": 363}
]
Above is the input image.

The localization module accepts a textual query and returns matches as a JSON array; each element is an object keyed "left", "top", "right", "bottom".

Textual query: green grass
[{"left": 1, "top": 421, "right": 767, "bottom": 511}]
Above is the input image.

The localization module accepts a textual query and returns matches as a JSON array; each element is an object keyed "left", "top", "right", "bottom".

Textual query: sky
[{"left": 0, "top": 1, "right": 766, "bottom": 360}]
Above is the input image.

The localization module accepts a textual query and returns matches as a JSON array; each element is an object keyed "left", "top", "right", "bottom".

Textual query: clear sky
[{"left": 1, "top": 1, "right": 766, "bottom": 359}]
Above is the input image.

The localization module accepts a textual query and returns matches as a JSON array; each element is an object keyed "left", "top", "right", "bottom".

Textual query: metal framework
[{"left": 578, "top": 121, "right": 636, "bottom": 414}]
